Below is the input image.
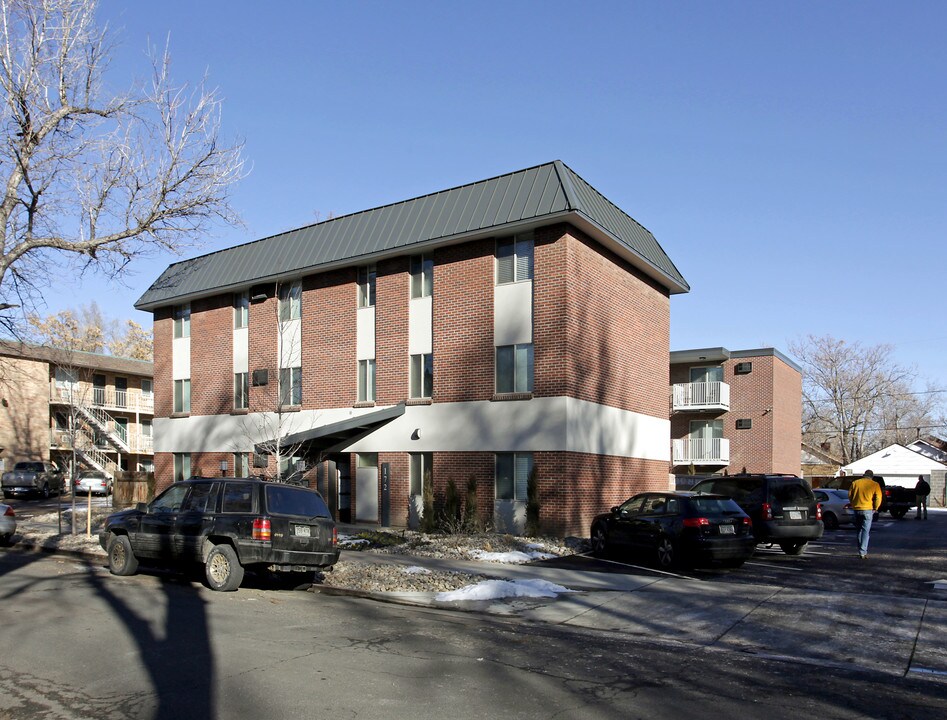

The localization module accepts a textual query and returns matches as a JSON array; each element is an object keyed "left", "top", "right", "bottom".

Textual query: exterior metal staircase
[{"left": 74, "top": 401, "right": 131, "bottom": 453}]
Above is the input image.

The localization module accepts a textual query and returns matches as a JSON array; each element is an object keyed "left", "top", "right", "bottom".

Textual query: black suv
[
  {"left": 99, "top": 477, "right": 340, "bottom": 591},
  {"left": 692, "top": 474, "right": 823, "bottom": 555}
]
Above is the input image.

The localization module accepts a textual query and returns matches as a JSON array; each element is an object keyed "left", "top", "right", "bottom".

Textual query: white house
[{"left": 841, "top": 443, "right": 946, "bottom": 507}]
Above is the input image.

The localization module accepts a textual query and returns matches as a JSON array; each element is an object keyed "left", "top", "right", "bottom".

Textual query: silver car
[
  {"left": 75, "top": 471, "right": 113, "bottom": 496},
  {"left": 814, "top": 488, "right": 854, "bottom": 530},
  {"left": 0, "top": 502, "right": 15, "bottom": 545}
]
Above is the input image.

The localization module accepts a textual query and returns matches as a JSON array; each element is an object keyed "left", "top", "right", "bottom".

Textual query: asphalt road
[{"left": 1, "top": 549, "right": 946, "bottom": 720}]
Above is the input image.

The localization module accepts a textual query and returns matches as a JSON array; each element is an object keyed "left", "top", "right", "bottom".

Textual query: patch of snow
[
  {"left": 338, "top": 535, "right": 371, "bottom": 548},
  {"left": 402, "top": 566, "right": 431, "bottom": 575},
  {"left": 468, "top": 549, "right": 556, "bottom": 564},
  {"left": 435, "top": 579, "right": 575, "bottom": 602}
]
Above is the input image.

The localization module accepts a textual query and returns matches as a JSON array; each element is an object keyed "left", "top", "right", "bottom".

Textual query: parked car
[
  {"left": 99, "top": 477, "right": 340, "bottom": 591},
  {"left": 820, "top": 475, "right": 915, "bottom": 519},
  {"left": 813, "top": 488, "right": 854, "bottom": 530},
  {"left": 0, "top": 502, "right": 15, "bottom": 545},
  {"left": 692, "top": 474, "right": 823, "bottom": 555},
  {"left": 1, "top": 461, "right": 64, "bottom": 499},
  {"left": 75, "top": 471, "right": 113, "bottom": 496},
  {"left": 590, "top": 491, "right": 756, "bottom": 569}
]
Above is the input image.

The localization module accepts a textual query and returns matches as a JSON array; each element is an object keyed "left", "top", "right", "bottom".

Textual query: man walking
[
  {"left": 915, "top": 475, "right": 931, "bottom": 520},
  {"left": 849, "top": 470, "right": 883, "bottom": 559}
]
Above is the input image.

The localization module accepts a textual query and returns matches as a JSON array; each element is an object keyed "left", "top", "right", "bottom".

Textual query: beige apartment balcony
[
  {"left": 671, "top": 381, "right": 730, "bottom": 412},
  {"left": 672, "top": 437, "right": 730, "bottom": 466}
]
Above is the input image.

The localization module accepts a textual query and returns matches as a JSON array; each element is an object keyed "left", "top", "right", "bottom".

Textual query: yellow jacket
[{"left": 849, "top": 477, "right": 883, "bottom": 511}]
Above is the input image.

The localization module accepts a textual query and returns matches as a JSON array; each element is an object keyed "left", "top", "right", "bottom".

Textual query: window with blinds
[
  {"left": 495, "top": 453, "right": 533, "bottom": 501},
  {"left": 496, "top": 344, "right": 534, "bottom": 394},
  {"left": 495, "top": 232, "right": 534, "bottom": 284}
]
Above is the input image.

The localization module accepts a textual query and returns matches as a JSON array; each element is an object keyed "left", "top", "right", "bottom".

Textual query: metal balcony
[
  {"left": 672, "top": 437, "right": 730, "bottom": 466},
  {"left": 671, "top": 381, "right": 730, "bottom": 412}
]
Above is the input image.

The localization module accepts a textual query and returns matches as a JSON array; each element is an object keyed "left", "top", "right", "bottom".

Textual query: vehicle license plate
[
  {"left": 719, "top": 524, "right": 735, "bottom": 535},
  {"left": 788, "top": 511, "right": 802, "bottom": 520},
  {"left": 294, "top": 525, "right": 311, "bottom": 537}
]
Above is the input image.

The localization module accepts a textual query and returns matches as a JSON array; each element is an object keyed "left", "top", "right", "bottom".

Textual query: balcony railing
[
  {"left": 672, "top": 437, "right": 730, "bottom": 465},
  {"left": 50, "top": 428, "right": 155, "bottom": 455},
  {"left": 672, "top": 381, "right": 730, "bottom": 412},
  {"left": 51, "top": 385, "right": 154, "bottom": 414}
]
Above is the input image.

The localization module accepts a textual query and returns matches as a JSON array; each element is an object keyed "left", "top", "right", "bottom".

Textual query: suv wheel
[
  {"left": 779, "top": 541, "right": 807, "bottom": 556},
  {"left": 41, "top": 483, "right": 50, "bottom": 499},
  {"left": 205, "top": 544, "right": 245, "bottom": 592},
  {"left": 107, "top": 534, "right": 139, "bottom": 576}
]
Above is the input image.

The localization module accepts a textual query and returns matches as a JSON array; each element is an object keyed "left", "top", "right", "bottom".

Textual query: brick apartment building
[
  {"left": 670, "top": 347, "right": 802, "bottom": 484},
  {"left": 0, "top": 341, "right": 154, "bottom": 478},
  {"left": 136, "top": 161, "right": 690, "bottom": 536}
]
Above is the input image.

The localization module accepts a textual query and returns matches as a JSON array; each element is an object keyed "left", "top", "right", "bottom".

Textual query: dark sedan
[{"left": 590, "top": 491, "right": 756, "bottom": 569}]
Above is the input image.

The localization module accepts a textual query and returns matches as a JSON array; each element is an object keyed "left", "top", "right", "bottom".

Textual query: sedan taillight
[
  {"left": 252, "top": 518, "right": 271, "bottom": 541},
  {"left": 3, "top": 506, "right": 13, "bottom": 517},
  {"left": 682, "top": 517, "right": 710, "bottom": 528},
  {"left": 742, "top": 516, "right": 752, "bottom": 527},
  {"left": 332, "top": 526, "right": 337, "bottom": 547}
]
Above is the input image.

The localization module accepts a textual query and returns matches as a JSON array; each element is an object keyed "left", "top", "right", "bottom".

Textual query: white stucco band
[{"left": 155, "top": 398, "right": 670, "bottom": 462}]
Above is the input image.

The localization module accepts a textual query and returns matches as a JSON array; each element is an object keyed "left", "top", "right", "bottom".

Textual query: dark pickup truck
[
  {"left": 100, "top": 477, "right": 340, "bottom": 591},
  {"left": 820, "top": 475, "right": 915, "bottom": 519}
]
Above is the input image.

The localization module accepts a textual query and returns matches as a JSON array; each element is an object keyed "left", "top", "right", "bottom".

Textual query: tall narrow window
[
  {"left": 279, "top": 367, "right": 302, "bottom": 406},
  {"left": 495, "top": 453, "right": 533, "bottom": 501},
  {"left": 234, "top": 452, "right": 250, "bottom": 478},
  {"left": 173, "top": 379, "right": 191, "bottom": 413},
  {"left": 410, "top": 452, "right": 432, "bottom": 496},
  {"left": 358, "top": 359, "right": 376, "bottom": 402},
  {"left": 496, "top": 344, "right": 534, "bottom": 394},
  {"left": 495, "top": 232, "right": 534, "bottom": 284},
  {"left": 357, "top": 265, "right": 376, "bottom": 308},
  {"left": 410, "top": 254, "right": 433, "bottom": 298},
  {"left": 410, "top": 353, "right": 433, "bottom": 399},
  {"left": 173, "top": 304, "right": 191, "bottom": 338},
  {"left": 278, "top": 281, "right": 301, "bottom": 322},
  {"left": 234, "top": 372, "right": 249, "bottom": 410},
  {"left": 173, "top": 453, "right": 191, "bottom": 483},
  {"left": 141, "top": 379, "right": 153, "bottom": 400},
  {"left": 234, "top": 292, "right": 249, "bottom": 329}
]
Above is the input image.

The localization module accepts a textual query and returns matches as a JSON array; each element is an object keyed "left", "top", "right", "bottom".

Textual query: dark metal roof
[
  {"left": 136, "top": 161, "right": 688, "bottom": 310},
  {"left": 0, "top": 340, "right": 153, "bottom": 376}
]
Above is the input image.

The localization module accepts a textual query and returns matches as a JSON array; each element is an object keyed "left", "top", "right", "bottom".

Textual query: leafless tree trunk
[{"left": 0, "top": 0, "right": 243, "bottom": 325}]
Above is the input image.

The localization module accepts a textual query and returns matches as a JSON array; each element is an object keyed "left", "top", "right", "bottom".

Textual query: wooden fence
[{"left": 113, "top": 471, "right": 155, "bottom": 508}]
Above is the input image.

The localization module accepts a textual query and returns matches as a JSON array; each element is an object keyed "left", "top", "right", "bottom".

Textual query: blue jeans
[{"left": 854, "top": 510, "right": 873, "bottom": 556}]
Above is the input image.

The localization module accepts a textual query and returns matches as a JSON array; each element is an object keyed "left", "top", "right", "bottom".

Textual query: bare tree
[
  {"left": 790, "top": 334, "right": 934, "bottom": 463},
  {"left": 0, "top": 0, "right": 243, "bottom": 326},
  {"left": 28, "top": 302, "right": 152, "bottom": 359}
]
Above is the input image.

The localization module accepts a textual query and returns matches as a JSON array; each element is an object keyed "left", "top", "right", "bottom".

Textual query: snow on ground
[
  {"left": 468, "top": 549, "right": 557, "bottom": 563},
  {"left": 435, "top": 579, "right": 576, "bottom": 602}
]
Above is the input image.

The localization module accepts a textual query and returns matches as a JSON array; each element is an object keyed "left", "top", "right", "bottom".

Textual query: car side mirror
[
  {"left": 136, "top": 502, "right": 148, "bottom": 513},
  {"left": 610, "top": 506, "right": 620, "bottom": 514}
]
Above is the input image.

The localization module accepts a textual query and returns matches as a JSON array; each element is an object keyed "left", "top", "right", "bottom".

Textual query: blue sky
[{"left": 45, "top": 1, "right": 946, "bottom": 390}]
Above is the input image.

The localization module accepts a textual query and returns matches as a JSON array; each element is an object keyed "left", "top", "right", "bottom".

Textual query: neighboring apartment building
[
  {"left": 136, "top": 161, "right": 690, "bottom": 536},
  {"left": 670, "top": 347, "right": 802, "bottom": 484},
  {"left": 0, "top": 341, "right": 155, "bottom": 477}
]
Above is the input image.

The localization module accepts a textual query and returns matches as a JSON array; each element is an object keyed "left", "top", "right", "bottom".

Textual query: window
[
  {"left": 142, "top": 420, "right": 153, "bottom": 448},
  {"left": 173, "top": 379, "right": 191, "bottom": 414},
  {"left": 496, "top": 232, "right": 534, "bottom": 284},
  {"left": 358, "top": 359, "right": 376, "bottom": 402},
  {"left": 357, "top": 265, "right": 376, "bottom": 308},
  {"left": 279, "top": 366, "right": 302, "bottom": 406},
  {"left": 181, "top": 483, "right": 215, "bottom": 513},
  {"left": 173, "top": 304, "right": 190, "bottom": 338},
  {"left": 141, "top": 379, "right": 153, "bottom": 399},
  {"left": 173, "top": 453, "right": 191, "bottom": 483},
  {"left": 55, "top": 367, "right": 77, "bottom": 391},
  {"left": 221, "top": 482, "right": 254, "bottom": 513},
  {"left": 234, "top": 452, "right": 250, "bottom": 478},
  {"left": 153, "top": 482, "right": 190, "bottom": 511},
  {"left": 234, "top": 372, "right": 249, "bottom": 410},
  {"left": 54, "top": 411, "right": 69, "bottom": 431},
  {"left": 410, "top": 353, "right": 433, "bottom": 399},
  {"left": 496, "top": 344, "right": 534, "bottom": 394},
  {"left": 495, "top": 453, "right": 533, "bottom": 501},
  {"left": 410, "top": 254, "right": 433, "bottom": 298},
  {"left": 279, "top": 456, "right": 305, "bottom": 484},
  {"left": 278, "top": 281, "right": 301, "bottom": 322},
  {"left": 234, "top": 292, "right": 249, "bottom": 329},
  {"left": 409, "top": 452, "right": 432, "bottom": 496}
]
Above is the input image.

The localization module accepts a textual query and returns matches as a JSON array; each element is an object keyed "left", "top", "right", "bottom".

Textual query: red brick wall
[
  {"left": 432, "top": 239, "right": 495, "bottom": 402},
  {"left": 376, "top": 258, "right": 410, "bottom": 404},
  {"left": 535, "top": 224, "right": 670, "bottom": 415},
  {"left": 153, "top": 308, "right": 173, "bottom": 418},
  {"left": 154, "top": 452, "right": 173, "bottom": 495},
  {"left": 190, "top": 295, "right": 233, "bottom": 416},
  {"left": 302, "top": 269, "right": 357, "bottom": 407},
  {"left": 248, "top": 289, "right": 279, "bottom": 413},
  {"left": 772, "top": 357, "right": 802, "bottom": 475}
]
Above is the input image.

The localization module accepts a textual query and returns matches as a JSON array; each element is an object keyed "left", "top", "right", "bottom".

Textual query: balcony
[
  {"left": 672, "top": 381, "right": 730, "bottom": 412},
  {"left": 672, "top": 437, "right": 730, "bottom": 466}
]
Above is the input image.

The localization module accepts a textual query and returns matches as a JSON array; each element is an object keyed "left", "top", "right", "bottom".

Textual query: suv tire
[
  {"left": 107, "top": 534, "right": 139, "bottom": 576},
  {"left": 205, "top": 544, "right": 245, "bottom": 592},
  {"left": 779, "top": 541, "right": 807, "bottom": 556}
]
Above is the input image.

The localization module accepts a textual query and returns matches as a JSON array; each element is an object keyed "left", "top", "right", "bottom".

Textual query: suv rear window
[
  {"left": 266, "top": 485, "right": 331, "bottom": 518},
  {"left": 696, "top": 478, "right": 764, "bottom": 504},
  {"left": 771, "top": 479, "right": 814, "bottom": 504},
  {"left": 690, "top": 497, "right": 744, "bottom": 514},
  {"left": 14, "top": 462, "right": 45, "bottom": 472}
]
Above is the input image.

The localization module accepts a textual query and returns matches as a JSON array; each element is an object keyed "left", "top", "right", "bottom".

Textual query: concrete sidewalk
[{"left": 330, "top": 548, "right": 947, "bottom": 681}]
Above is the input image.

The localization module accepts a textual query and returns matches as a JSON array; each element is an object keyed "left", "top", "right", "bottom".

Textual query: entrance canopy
[{"left": 254, "top": 403, "right": 405, "bottom": 459}]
